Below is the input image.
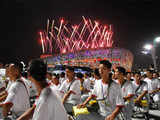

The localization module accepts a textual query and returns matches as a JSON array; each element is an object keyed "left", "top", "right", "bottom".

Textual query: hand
[
  {"left": 62, "top": 98, "right": 65, "bottom": 104},
  {"left": 77, "top": 104, "right": 85, "bottom": 109},
  {"left": 135, "top": 98, "right": 140, "bottom": 103},
  {"left": 105, "top": 114, "right": 115, "bottom": 120}
]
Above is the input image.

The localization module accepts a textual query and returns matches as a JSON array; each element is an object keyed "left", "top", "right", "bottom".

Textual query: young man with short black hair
[
  {"left": 115, "top": 66, "right": 134, "bottom": 120},
  {"left": 59, "top": 66, "right": 81, "bottom": 114},
  {"left": 76, "top": 60, "right": 124, "bottom": 120}
]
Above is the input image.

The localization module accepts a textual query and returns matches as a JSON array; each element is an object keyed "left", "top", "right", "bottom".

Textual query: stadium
[
  {"left": 41, "top": 47, "right": 133, "bottom": 72},
  {"left": 40, "top": 17, "right": 134, "bottom": 72}
]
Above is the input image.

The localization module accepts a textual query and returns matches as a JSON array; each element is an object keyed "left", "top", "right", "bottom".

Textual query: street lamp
[
  {"left": 155, "top": 37, "right": 160, "bottom": 43},
  {"left": 143, "top": 44, "right": 153, "bottom": 50},
  {"left": 143, "top": 37, "right": 160, "bottom": 70}
]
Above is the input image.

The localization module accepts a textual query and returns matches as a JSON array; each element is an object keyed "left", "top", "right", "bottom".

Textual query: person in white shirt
[
  {"left": 77, "top": 72, "right": 90, "bottom": 95},
  {"left": 144, "top": 70, "right": 160, "bottom": 102},
  {"left": 50, "top": 74, "right": 62, "bottom": 99},
  {"left": 150, "top": 72, "right": 160, "bottom": 102},
  {"left": 0, "top": 64, "right": 11, "bottom": 102},
  {"left": 126, "top": 72, "right": 134, "bottom": 81},
  {"left": 17, "top": 59, "right": 68, "bottom": 120},
  {"left": 59, "top": 66, "right": 81, "bottom": 114},
  {"left": 50, "top": 74, "right": 61, "bottom": 90},
  {"left": 0, "top": 62, "right": 30, "bottom": 119},
  {"left": 76, "top": 60, "right": 124, "bottom": 120},
  {"left": 143, "top": 70, "right": 153, "bottom": 92},
  {"left": 46, "top": 72, "right": 52, "bottom": 84},
  {"left": 90, "top": 69, "right": 101, "bottom": 88},
  {"left": 115, "top": 66, "right": 134, "bottom": 120},
  {"left": 132, "top": 72, "right": 148, "bottom": 102},
  {"left": 59, "top": 72, "right": 66, "bottom": 85},
  {"left": 132, "top": 72, "right": 149, "bottom": 113}
]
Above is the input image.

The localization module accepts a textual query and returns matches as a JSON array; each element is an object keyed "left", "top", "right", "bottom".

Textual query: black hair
[
  {"left": 116, "top": 66, "right": 126, "bottom": 75},
  {"left": 146, "top": 69, "right": 154, "bottom": 74},
  {"left": 28, "top": 59, "right": 47, "bottom": 81},
  {"left": 53, "top": 74, "right": 60, "bottom": 79},
  {"left": 76, "top": 72, "right": 84, "bottom": 79},
  {"left": 94, "top": 68, "right": 100, "bottom": 77},
  {"left": 60, "top": 72, "right": 65, "bottom": 77},
  {"left": 99, "top": 60, "right": 112, "bottom": 69},
  {"left": 126, "top": 72, "right": 131, "bottom": 75},
  {"left": 134, "top": 72, "right": 141, "bottom": 76},
  {"left": 153, "top": 71, "right": 159, "bottom": 77}
]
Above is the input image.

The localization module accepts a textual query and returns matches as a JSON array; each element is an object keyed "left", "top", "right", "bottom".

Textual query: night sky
[{"left": 1, "top": 0, "right": 160, "bottom": 69}]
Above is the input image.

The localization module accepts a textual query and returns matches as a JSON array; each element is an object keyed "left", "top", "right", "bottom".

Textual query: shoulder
[{"left": 110, "top": 80, "right": 120, "bottom": 88}]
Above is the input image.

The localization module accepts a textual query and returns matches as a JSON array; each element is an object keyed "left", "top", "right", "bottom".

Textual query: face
[
  {"left": 51, "top": 76, "right": 59, "bottom": 84},
  {"left": 66, "top": 69, "right": 74, "bottom": 79},
  {"left": 146, "top": 71, "right": 152, "bottom": 79},
  {"left": 134, "top": 74, "right": 141, "bottom": 81},
  {"left": 114, "top": 69, "right": 123, "bottom": 79},
  {"left": 127, "top": 73, "right": 131, "bottom": 80},
  {"left": 99, "top": 64, "right": 110, "bottom": 78},
  {"left": 46, "top": 73, "right": 52, "bottom": 80},
  {"left": 152, "top": 73, "right": 158, "bottom": 79},
  {"left": 8, "top": 64, "right": 20, "bottom": 80}
]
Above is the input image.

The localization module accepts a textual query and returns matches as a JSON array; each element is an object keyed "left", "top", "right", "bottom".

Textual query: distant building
[{"left": 41, "top": 48, "right": 134, "bottom": 72}]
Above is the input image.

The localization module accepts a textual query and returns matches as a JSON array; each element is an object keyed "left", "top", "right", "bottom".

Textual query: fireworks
[{"left": 39, "top": 16, "right": 113, "bottom": 54}]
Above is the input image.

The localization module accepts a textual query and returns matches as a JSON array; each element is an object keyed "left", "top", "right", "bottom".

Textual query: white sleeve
[
  {"left": 33, "top": 100, "right": 51, "bottom": 120},
  {"left": 3, "top": 83, "right": 19, "bottom": 104},
  {"left": 143, "top": 83, "right": 148, "bottom": 91},
  {"left": 91, "top": 83, "right": 98, "bottom": 97},
  {"left": 84, "top": 80, "right": 90, "bottom": 90},
  {"left": 116, "top": 85, "right": 124, "bottom": 106},
  {"left": 157, "top": 80, "right": 160, "bottom": 89}
]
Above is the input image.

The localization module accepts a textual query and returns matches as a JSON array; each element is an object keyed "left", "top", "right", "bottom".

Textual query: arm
[
  {"left": 0, "top": 87, "right": 6, "bottom": 93},
  {"left": 105, "top": 106, "right": 123, "bottom": 120},
  {"left": 0, "top": 92, "right": 8, "bottom": 102},
  {"left": 150, "top": 88, "right": 160, "bottom": 94},
  {"left": 77, "top": 95, "right": 95, "bottom": 108},
  {"left": 136, "top": 90, "right": 147, "bottom": 102},
  {"left": 2, "top": 102, "right": 13, "bottom": 118},
  {"left": 123, "top": 94, "right": 134, "bottom": 101},
  {"left": 62, "top": 90, "right": 75, "bottom": 104},
  {"left": 17, "top": 105, "right": 36, "bottom": 120}
]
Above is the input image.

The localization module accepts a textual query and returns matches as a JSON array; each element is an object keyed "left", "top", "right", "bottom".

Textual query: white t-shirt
[
  {"left": 121, "top": 80, "right": 134, "bottom": 98},
  {"left": 144, "top": 78, "right": 152, "bottom": 92},
  {"left": 6, "top": 80, "right": 13, "bottom": 92},
  {"left": 91, "top": 79, "right": 124, "bottom": 117},
  {"left": 3, "top": 79, "right": 30, "bottom": 116},
  {"left": 132, "top": 81, "right": 148, "bottom": 94},
  {"left": 83, "top": 78, "right": 91, "bottom": 91},
  {"left": 59, "top": 77, "right": 66, "bottom": 85},
  {"left": 59, "top": 79, "right": 81, "bottom": 104},
  {"left": 21, "top": 77, "right": 32, "bottom": 96},
  {"left": 50, "top": 84, "right": 62, "bottom": 99},
  {"left": 150, "top": 78, "right": 160, "bottom": 90},
  {"left": 50, "top": 83, "right": 61, "bottom": 91},
  {"left": 120, "top": 80, "right": 134, "bottom": 120},
  {"left": 32, "top": 87, "right": 68, "bottom": 120}
]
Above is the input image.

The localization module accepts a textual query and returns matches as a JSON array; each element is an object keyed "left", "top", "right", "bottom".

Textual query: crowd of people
[{"left": 0, "top": 59, "right": 159, "bottom": 120}]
